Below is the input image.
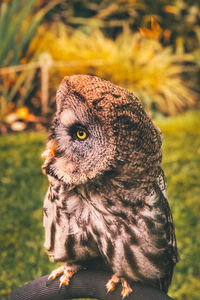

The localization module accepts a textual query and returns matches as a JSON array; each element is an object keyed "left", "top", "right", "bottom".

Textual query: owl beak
[{"left": 51, "top": 142, "right": 55, "bottom": 157}]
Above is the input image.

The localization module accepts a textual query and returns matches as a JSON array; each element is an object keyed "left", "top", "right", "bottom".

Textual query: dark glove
[{"left": 7, "top": 270, "right": 174, "bottom": 300}]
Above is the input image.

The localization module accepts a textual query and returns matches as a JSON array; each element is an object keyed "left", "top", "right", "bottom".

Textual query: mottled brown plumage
[{"left": 42, "top": 75, "right": 178, "bottom": 297}]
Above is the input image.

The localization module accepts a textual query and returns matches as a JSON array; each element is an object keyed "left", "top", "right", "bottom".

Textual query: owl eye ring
[{"left": 76, "top": 129, "right": 87, "bottom": 140}]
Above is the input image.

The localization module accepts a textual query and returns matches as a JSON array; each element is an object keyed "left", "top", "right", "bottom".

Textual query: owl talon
[
  {"left": 48, "top": 265, "right": 66, "bottom": 280},
  {"left": 121, "top": 279, "right": 132, "bottom": 298},
  {"left": 106, "top": 274, "right": 120, "bottom": 293},
  {"left": 48, "top": 265, "right": 79, "bottom": 287},
  {"left": 106, "top": 275, "right": 132, "bottom": 298},
  {"left": 59, "top": 270, "right": 75, "bottom": 286}
]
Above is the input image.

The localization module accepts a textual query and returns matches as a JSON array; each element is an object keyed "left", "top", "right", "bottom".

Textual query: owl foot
[
  {"left": 121, "top": 279, "right": 132, "bottom": 298},
  {"left": 106, "top": 274, "right": 132, "bottom": 298},
  {"left": 48, "top": 264, "right": 79, "bottom": 287}
]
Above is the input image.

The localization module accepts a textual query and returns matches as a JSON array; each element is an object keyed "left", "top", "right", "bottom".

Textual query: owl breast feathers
[{"left": 42, "top": 75, "right": 178, "bottom": 294}]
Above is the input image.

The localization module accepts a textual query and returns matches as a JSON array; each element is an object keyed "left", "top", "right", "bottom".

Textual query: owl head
[{"left": 42, "top": 75, "right": 162, "bottom": 186}]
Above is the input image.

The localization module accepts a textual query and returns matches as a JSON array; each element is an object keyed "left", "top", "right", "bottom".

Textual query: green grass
[
  {"left": 155, "top": 110, "right": 200, "bottom": 300},
  {"left": 0, "top": 110, "right": 200, "bottom": 299},
  {"left": 0, "top": 132, "right": 50, "bottom": 298}
]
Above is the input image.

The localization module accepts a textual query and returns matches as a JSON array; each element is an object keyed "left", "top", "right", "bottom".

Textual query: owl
[{"left": 42, "top": 75, "right": 178, "bottom": 297}]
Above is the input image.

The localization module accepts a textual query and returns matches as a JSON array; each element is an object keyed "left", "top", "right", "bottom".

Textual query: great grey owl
[{"left": 42, "top": 75, "right": 178, "bottom": 297}]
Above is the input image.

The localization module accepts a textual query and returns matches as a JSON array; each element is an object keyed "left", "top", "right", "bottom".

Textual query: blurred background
[{"left": 0, "top": 0, "right": 200, "bottom": 299}]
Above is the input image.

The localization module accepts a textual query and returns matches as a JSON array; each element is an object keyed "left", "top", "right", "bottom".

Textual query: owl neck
[
  {"left": 86, "top": 164, "right": 163, "bottom": 198},
  {"left": 68, "top": 167, "right": 164, "bottom": 220},
  {"left": 102, "top": 161, "right": 162, "bottom": 185}
]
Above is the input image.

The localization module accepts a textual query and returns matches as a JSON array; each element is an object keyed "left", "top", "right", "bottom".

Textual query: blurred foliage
[
  {"left": 0, "top": 0, "right": 200, "bottom": 118},
  {"left": 29, "top": 22, "right": 197, "bottom": 115},
  {"left": 0, "top": 68, "right": 38, "bottom": 121},
  {"left": 40, "top": 0, "right": 200, "bottom": 115},
  {"left": 0, "top": 0, "right": 62, "bottom": 67},
  {"left": 45, "top": 0, "right": 200, "bottom": 52},
  {"left": 0, "top": 0, "right": 61, "bottom": 118},
  {"left": 49, "top": 0, "right": 147, "bottom": 38},
  {"left": 0, "top": 110, "right": 200, "bottom": 299}
]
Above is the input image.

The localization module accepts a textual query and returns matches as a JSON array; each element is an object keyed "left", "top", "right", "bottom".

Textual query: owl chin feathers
[
  {"left": 42, "top": 146, "right": 107, "bottom": 186},
  {"left": 42, "top": 132, "right": 117, "bottom": 186}
]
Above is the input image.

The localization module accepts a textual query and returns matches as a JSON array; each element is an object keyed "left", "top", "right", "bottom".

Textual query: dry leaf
[{"left": 139, "top": 16, "right": 162, "bottom": 40}]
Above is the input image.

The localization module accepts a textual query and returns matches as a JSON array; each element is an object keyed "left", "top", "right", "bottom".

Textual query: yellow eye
[{"left": 76, "top": 129, "right": 87, "bottom": 140}]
